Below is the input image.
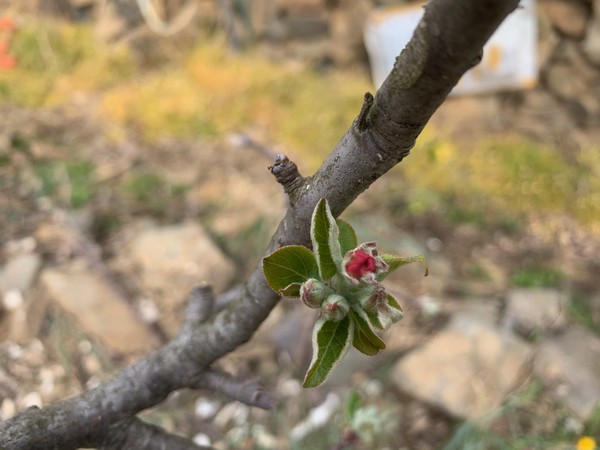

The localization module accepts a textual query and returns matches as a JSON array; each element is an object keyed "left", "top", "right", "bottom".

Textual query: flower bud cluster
[{"left": 299, "top": 241, "right": 402, "bottom": 329}]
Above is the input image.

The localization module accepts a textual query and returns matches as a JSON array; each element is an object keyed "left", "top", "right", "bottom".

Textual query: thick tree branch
[{"left": 0, "top": 1, "right": 520, "bottom": 448}]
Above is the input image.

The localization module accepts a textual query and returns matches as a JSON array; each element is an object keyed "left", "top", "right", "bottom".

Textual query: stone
[
  {"left": 0, "top": 253, "right": 42, "bottom": 294},
  {"left": 392, "top": 310, "right": 533, "bottom": 419},
  {"left": 540, "top": 0, "right": 590, "bottom": 40},
  {"left": 534, "top": 326, "right": 600, "bottom": 420},
  {"left": 115, "top": 221, "right": 236, "bottom": 336},
  {"left": 504, "top": 288, "right": 567, "bottom": 334},
  {"left": 0, "top": 253, "right": 47, "bottom": 344},
  {"left": 583, "top": 19, "right": 600, "bottom": 67},
  {"left": 41, "top": 260, "right": 158, "bottom": 354}
]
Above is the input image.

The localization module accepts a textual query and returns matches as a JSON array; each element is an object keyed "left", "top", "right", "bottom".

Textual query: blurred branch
[
  {"left": 193, "top": 369, "right": 277, "bottom": 409},
  {"left": 0, "top": 0, "right": 519, "bottom": 448}
]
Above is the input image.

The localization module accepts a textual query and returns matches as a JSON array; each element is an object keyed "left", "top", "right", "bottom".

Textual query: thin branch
[
  {"left": 194, "top": 369, "right": 277, "bottom": 410},
  {"left": 0, "top": 1, "right": 520, "bottom": 448},
  {"left": 183, "top": 284, "right": 214, "bottom": 331},
  {"left": 268, "top": 153, "right": 306, "bottom": 205}
]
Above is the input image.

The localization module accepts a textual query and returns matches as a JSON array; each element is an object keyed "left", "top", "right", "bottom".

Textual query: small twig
[
  {"left": 214, "top": 284, "right": 244, "bottom": 312},
  {"left": 229, "top": 133, "right": 277, "bottom": 160},
  {"left": 194, "top": 369, "right": 277, "bottom": 410},
  {"left": 268, "top": 154, "right": 306, "bottom": 205},
  {"left": 183, "top": 284, "right": 215, "bottom": 330}
]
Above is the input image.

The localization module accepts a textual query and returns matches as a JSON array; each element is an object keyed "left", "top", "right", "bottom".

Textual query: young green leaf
[
  {"left": 378, "top": 254, "right": 429, "bottom": 281},
  {"left": 311, "top": 199, "right": 343, "bottom": 280},
  {"left": 344, "top": 390, "right": 362, "bottom": 422},
  {"left": 350, "top": 309, "right": 386, "bottom": 356},
  {"left": 303, "top": 315, "right": 354, "bottom": 388},
  {"left": 386, "top": 292, "right": 403, "bottom": 312},
  {"left": 263, "top": 245, "right": 319, "bottom": 294},
  {"left": 364, "top": 293, "right": 404, "bottom": 331},
  {"left": 336, "top": 218, "right": 358, "bottom": 255},
  {"left": 279, "top": 283, "right": 302, "bottom": 297}
]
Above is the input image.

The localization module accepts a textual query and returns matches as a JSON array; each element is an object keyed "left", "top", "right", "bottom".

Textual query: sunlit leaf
[{"left": 303, "top": 315, "right": 353, "bottom": 388}]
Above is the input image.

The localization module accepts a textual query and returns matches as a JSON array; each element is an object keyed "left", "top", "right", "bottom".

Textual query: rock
[
  {"left": 0, "top": 253, "right": 42, "bottom": 294},
  {"left": 41, "top": 260, "right": 158, "bottom": 354},
  {"left": 392, "top": 310, "right": 533, "bottom": 419},
  {"left": 583, "top": 19, "right": 600, "bottom": 67},
  {"left": 534, "top": 326, "right": 600, "bottom": 420},
  {"left": 504, "top": 288, "right": 567, "bottom": 334},
  {"left": 0, "top": 253, "right": 46, "bottom": 344},
  {"left": 115, "top": 221, "right": 236, "bottom": 336},
  {"left": 540, "top": 0, "right": 590, "bottom": 40}
]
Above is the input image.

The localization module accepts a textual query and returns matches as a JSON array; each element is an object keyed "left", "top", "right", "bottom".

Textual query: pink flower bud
[
  {"left": 300, "top": 278, "right": 332, "bottom": 309},
  {"left": 321, "top": 294, "right": 349, "bottom": 322},
  {"left": 343, "top": 242, "right": 388, "bottom": 283},
  {"left": 345, "top": 249, "right": 376, "bottom": 279}
]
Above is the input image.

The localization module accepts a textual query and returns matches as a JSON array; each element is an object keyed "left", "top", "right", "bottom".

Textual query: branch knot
[{"left": 268, "top": 154, "right": 305, "bottom": 204}]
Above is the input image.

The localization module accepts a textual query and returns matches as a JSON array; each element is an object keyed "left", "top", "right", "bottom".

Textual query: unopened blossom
[
  {"left": 321, "top": 294, "right": 350, "bottom": 322},
  {"left": 300, "top": 278, "right": 333, "bottom": 309},
  {"left": 343, "top": 242, "right": 388, "bottom": 283}
]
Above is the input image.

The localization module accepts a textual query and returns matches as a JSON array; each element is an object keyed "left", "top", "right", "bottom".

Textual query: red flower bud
[{"left": 345, "top": 249, "right": 377, "bottom": 279}]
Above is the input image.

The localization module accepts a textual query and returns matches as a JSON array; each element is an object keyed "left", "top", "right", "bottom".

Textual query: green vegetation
[
  {"left": 568, "top": 296, "right": 600, "bottom": 336},
  {"left": 33, "top": 160, "right": 94, "bottom": 208},
  {"left": 3, "top": 19, "right": 600, "bottom": 233},
  {"left": 511, "top": 267, "right": 564, "bottom": 288},
  {"left": 398, "top": 134, "right": 600, "bottom": 232},
  {"left": 123, "top": 171, "right": 189, "bottom": 218},
  {"left": 443, "top": 381, "right": 576, "bottom": 450}
]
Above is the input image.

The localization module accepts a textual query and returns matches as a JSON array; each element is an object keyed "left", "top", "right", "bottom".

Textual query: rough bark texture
[{"left": 0, "top": 0, "right": 520, "bottom": 448}]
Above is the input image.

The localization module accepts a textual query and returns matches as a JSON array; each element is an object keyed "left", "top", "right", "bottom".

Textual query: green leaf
[
  {"left": 279, "top": 283, "right": 301, "bottom": 297},
  {"left": 263, "top": 246, "right": 319, "bottom": 294},
  {"left": 344, "top": 390, "right": 362, "bottom": 422},
  {"left": 311, "top": 199, "right": 343, "bottom": 280},
  {"left": 336, "top": 218, "right": 358, "bottom": 255},
  {"left": 386, "top": 292, "right": 402, "bottom": 311},
  {"left": 350, "top": 309, "right": 385, "bottom": 356},
  {"left": 303, "top": 315, "right": 354, "bottom": 388},
  {"left": 364, "top": 293, "right": 403, "bottom": 331},
  {"left": 378, "top": 254, "right": 429, "bottom": 281}
]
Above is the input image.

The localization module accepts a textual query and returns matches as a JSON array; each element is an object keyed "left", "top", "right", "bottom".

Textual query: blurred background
[{"left": 0, "top": 0, "right": 599, "bottom": 449}]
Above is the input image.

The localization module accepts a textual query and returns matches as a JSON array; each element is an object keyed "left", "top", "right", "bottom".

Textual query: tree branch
[
  {"left": 0, "top": 0, "right": 520, "bottom": 448},
  {"left": 193, "top": 369, "right": 277, "bottom": 410}
]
